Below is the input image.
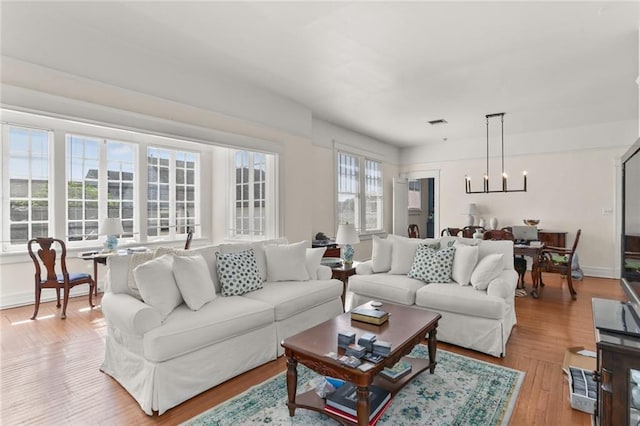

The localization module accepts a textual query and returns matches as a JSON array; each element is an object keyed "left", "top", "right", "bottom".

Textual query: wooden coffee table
[{"left": 281, "top": 301, "right": 441, "bottom": 426}]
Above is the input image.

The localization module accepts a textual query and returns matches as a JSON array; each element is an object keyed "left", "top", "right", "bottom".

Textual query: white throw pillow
[
  {"left": 172, "top": 254, "right": 217, "bottom": 310},
  {"left": 388, "top": 235, "right": 433, "bottom": 275},
  {"left": 216, "top": 249, "right": 263, "bottom": 296},
  {"left": 265, "top": 240, "right": 310, "bottom": 282},
  {"left": 306, "top": 247, "right": 326, "bottom": 280},
  {"left": 127, "top": 251, "right": 155, "bottom": 300},
  {"left": 470, "top": 253, "right": 505, "bottom": 290},
  {"left": 451, "top": 243, "right": 479, "bottom": 286},
  {"left": 133, "top": 254, "right": 183, "bottom": 320},
  {"left": 371, "top": 235, "right": 392, "bottom": 273}
]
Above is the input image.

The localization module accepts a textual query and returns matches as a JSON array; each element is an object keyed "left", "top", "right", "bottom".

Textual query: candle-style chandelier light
[{"left": 465, "top": 112, "right": 527, "bottom": 194}]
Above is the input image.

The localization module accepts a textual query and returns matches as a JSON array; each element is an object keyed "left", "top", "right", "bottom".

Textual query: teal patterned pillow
[
  {"left": 216, "top": 249, "right": 263, "bottom": 296},
  {"left": 408, "top": 245, "right": 456, "bottom": 283}
]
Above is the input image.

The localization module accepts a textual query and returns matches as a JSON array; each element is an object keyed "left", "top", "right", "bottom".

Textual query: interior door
[{"left": 393, "top": 177, "right": 408, "bottom": 236}]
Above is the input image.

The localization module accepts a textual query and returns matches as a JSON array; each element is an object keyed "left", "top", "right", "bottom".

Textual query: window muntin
[
  {"left": 230, "top": 150, "right": 272, "bottom": 239},
  {"left": 337, "top": 151, "right": 383, "bottom": 233},
  {"left": 4, "top": 126, "right": 51, "bottom": 246},
  {"left": 147, "top": 147, "right": 199, "bottom": 240},
  {"left": 408, "top": 179, "right": 422, "bottom": 211},
  {"left": 66, "top": 135, "right": 137, "bottom": 243}
]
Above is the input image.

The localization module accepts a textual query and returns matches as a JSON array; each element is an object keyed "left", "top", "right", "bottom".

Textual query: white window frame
[
  {"left": 1, "top": 124, "right": 54, "bottom": 251},
  {"left": 408, "top": 179, "right": 422, "bottom": 212},
  {"left": 336, "top": 150, "right": 384, "bottom": 234},
  {"left": 228, "top": 149, "right": 277, "bottom": 240},
  {"left": 146, "top": 146, "right": 200, "bottom": 242}
]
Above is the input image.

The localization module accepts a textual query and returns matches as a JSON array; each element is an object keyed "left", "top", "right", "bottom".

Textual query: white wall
[{"left": 402, "top": 126, "right": 635, "bottom": 278}]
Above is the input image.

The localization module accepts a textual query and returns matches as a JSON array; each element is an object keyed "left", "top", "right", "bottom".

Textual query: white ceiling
[{"left": 1, "top": 1, "right": 639, "bottom": 147}]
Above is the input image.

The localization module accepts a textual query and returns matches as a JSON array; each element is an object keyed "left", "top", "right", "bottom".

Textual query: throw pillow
[
  {"left": 305, "top": 247, "right": 326, "bottom": 280},
  {"left": 371, "top": 235, "right": 392, "bottom": 273},
  {"left": 220, "top": 242, "right": 269, "bottom": 282},
  {"left": 133, "top": 254, "right": 183, "bottom": 320},
  {"left": 408, "top": 245, "right": 456, "bottom": 283},
  {"left": 216, "top": 249, "right": 263, "bottom": 296},
  {"left": 264, "top": 240, "right": 309, "bottom": 282},
  {"left": 389, "top": 235, "right": 438, "bottom": 275},
  {"left": 127, "top": 251, "right": 155, "bottom": 300},
  {"left": 470, "top": 253, "right": 505, "bottom": 290},
  {"left": 451, "top": 242, "right": 479, "bottom": 285},
  {"left": 172, "top": 254, "right": 217, "bottom": 310}
]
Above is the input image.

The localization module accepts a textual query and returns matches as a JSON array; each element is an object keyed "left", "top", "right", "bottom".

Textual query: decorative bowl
[{"left": 524, "top": 219, "right": 540, "bottom": 226}]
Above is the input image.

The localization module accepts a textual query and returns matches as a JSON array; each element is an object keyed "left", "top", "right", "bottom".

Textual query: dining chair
[
  {"left": 28, "top": 237, "right": 95, "bottom": 320},
  {"left": 407, "top": 224, "right": 420, "bottom": 238},
  {"left": 539, "top": 229, "right": 582, "bottom": 300},
  {"left": 440, "top": 228, "right": 463, "bottom": 237},
  {"left": 462, "top": 226, "right": 485, "bottom": 238}
]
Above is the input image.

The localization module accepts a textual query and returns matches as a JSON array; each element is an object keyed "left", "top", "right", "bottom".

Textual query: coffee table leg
[
  {"left": 356, "top": 385, "right": 371, "bottom": 426},
  {"left": 427, "top": 327, "right": 438, "bottom": 373},
  {"left": 286, "top": 356, "right": 298, "bottom": 416}
]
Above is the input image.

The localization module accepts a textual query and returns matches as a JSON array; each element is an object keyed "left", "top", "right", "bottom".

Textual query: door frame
[{"left": 400, "top": 170, "right": 440, "bottom": 239}]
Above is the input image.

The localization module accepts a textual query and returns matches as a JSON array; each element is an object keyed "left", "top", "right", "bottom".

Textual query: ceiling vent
[{"left": 428, "top": 119, "right": 448, "bottom": 125}]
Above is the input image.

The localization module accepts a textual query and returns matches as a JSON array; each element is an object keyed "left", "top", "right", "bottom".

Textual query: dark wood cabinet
[
  {"left": 592, "top": 298, "right": 640, "bottom": 425},
  {"left": 538, "top": 230, "right": 567, "bottom": 248}
]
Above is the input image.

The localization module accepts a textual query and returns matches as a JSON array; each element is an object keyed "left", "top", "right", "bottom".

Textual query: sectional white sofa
[
  {"left": 349, "top": 235, "right": 518, "bottom": 357},
  {"left": 100, "top": 240, "right": 343, "bottom": 415}
]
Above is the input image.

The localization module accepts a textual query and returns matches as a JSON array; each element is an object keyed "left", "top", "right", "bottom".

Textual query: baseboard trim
[
  {"left": 581, "top": 266, "right": 617, "bottom": 279},
  {"left": 0, "top": 285, "right": 102, "bottom": 310}
]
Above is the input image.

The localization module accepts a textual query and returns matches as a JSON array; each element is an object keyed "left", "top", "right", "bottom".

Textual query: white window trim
[{"left": 335, "top": 146, "right": 384, "bottom": 236}]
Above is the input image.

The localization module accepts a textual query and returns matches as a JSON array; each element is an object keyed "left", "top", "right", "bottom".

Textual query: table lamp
[
  {"left": 465, "top": 203, "right": 478, "bottom": 226},
  {"left": 101, "top": 218, "right": 124, "bottom": 252},
  {"left": 335, "top": 223, "right": 360, "bottom": 266}
]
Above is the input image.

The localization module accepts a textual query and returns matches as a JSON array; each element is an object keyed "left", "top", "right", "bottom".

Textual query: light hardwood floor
[{"left": 0, "top": 273, "right": 625, "bottom": 425}]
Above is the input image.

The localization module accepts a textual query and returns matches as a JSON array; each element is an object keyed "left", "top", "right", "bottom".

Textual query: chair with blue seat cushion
[{"left": 28, "top": 237, "right": 95, "bottom": 319}]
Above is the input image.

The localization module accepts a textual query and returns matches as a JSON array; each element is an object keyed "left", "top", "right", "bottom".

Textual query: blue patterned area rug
[{"left": 183, "top": 345, "right": 524, "bottom": 426}]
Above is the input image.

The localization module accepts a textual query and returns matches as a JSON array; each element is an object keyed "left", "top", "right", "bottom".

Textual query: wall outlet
[{"left": 602, "top": 208, "right": 613, "bottom": 215}]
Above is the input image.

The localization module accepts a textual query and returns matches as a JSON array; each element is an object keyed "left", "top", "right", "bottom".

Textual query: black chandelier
[{"left": 465, "top": 112, "right": 527, "bottom": 194}]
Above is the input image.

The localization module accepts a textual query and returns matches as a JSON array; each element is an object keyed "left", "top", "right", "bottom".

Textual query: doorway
[{"left": 408, "top": 178, "right": 436, "bottom": 238}]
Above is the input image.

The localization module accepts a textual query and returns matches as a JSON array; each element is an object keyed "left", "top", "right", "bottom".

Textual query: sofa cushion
[
  {"left": 451, "top": 242, "right": 479, "bottom": 285},
  {"left": 172, "top": 254, "right": 216, "bottom": 310},
  {"left": 415, "top": 283, "right": 506, "bottom": 320},
  {"left": 243, "top": 279, "right": 342, "bottom": 321},
  {"left": 478, "top": 239, "right": 514, "bottom": 270},
  {"left": 127, "top": 251, "right": 155, "bottom": 300},
  {"left": 349, "top": 273, "right": 425, "bottom": 305},
  {"left": 306, "top": 247, "right": 326, "bottom": 280},
  {"left": 470, "top": 253, "right": 504, "bottom": 290},
  {"left": 133, "top": 254, "right": 183, "bottom": 320},
  {"left": 190, "top": 245, "right": 222, "bottom": 293},
  {"left": 143, "top": 296, "right": 274, "bottom": 362},
  {"left": 408, "top": 245, "right": 455, "bottom": 283},
  {"left": 371, "top": 235, "right": 392, "bottom": 273},
  {"left": 216, "top": 249, "right": 263, "bottom": 296},
  {"left": 265, "top": 241, "right": 309, "bottom": 282},
  {"left": 388, "top": 235, "right": 438, "bottom": 275}
]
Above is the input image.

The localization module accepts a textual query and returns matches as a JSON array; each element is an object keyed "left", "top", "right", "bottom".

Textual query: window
[
  {"left": 408, "top": 179, "right": 422, "bottom": 211},
  {"left": 337, "top": 151, "right": 383, "bottom": 233},
  {"left": 230, "top": 150, "right": 276, "bottom": 239},
  {"left": 3, "top": 125, "right": 52, "bottom": 247},
  {"left": 147, "top": 147, "right": 198, "bottom": 239},
  {"left": 67, "top": 134, "right": 136, "bottom": 242}
]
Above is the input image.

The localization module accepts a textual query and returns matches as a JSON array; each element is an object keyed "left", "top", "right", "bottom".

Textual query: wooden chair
[
  {"left": 539, "top": 229, "right": 582, "bottom": 300},
  {"left": 462, "top": 226, "right": 485, "bottom": 238},
  {"left": 407, "top": 224, "right": 420, "bottom": 238},
  {"left": 440, "top": 228, "right": 463, "bottom": 237},
  {"left": 184, "top": 227, "right": 194, "bottom": 250},
  {"left": 482, "top": 229, "right": 515, "bottom": 241},
  {"left": 28, "top": 237, "right": 95, "bottom": 320}
]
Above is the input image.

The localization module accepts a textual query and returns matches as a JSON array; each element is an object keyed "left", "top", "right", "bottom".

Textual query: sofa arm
[
  {"left": 102, "top": 292, "right": 162, "bottom": 336},
  {"left": 317, "top": 264, "right": 332, "bottom": 280},
  {"left": 487, "top": 269, "right": 518, "bottom": 299},
  {"left": 356, "top": 260, "right": 374, "bottom": 275}
]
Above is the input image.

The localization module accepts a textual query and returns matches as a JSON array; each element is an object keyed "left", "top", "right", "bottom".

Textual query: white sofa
[
  {"left": 349, "top": 235, "right": 518, "bottom": 357},
  {"left": 100, "top": 240, "right": 343, "bottom": 415}
]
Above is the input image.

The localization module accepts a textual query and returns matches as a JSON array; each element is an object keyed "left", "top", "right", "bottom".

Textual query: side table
[{"left": 331, "top": 263, "right": 356, "bottom": 309}]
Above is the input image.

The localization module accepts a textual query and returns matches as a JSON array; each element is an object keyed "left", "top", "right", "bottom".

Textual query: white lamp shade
[
  {"left": 335, "top": 223, "right": 360, "bottom": 245},
  {"left": 101, "top": 218, "right": 124, "bottom": 236},
  {"left": 467, "top": 203, "right": 478, "bottom": 215}
]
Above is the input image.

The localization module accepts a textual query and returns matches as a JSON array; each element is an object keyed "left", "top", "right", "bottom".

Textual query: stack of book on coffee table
[
  {"left": 379, "top": 360, "right": 412, "bottom": 382},
  {"left": 325, "top": 382, "right": 391, "bottom": 425},
  {"left": 350, "top": 307, "right": 389, "bottom": 325}
]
